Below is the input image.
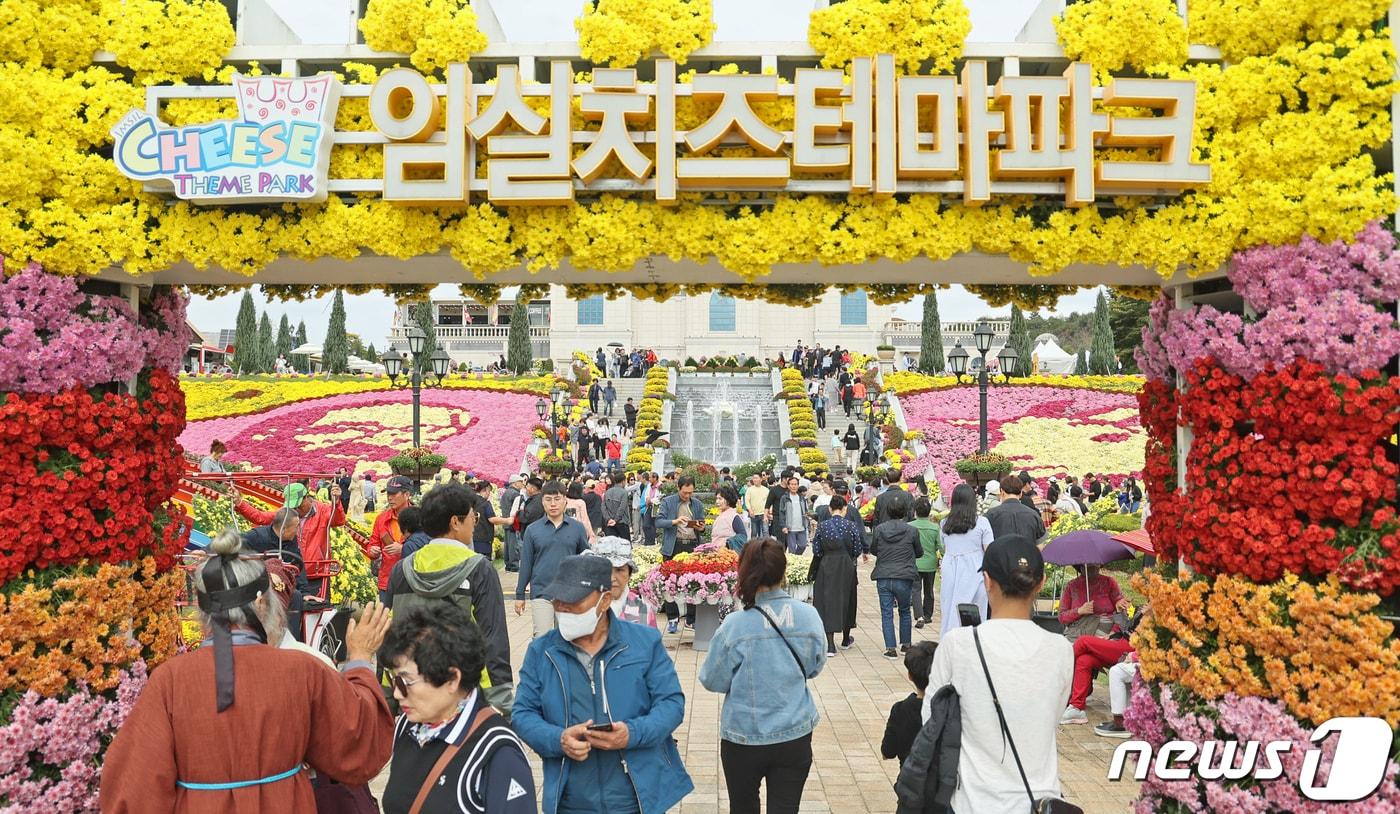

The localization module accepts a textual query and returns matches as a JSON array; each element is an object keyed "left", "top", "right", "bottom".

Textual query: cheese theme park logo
[{"left": 111, "top": 75, "right": 341, "bottom": 203}]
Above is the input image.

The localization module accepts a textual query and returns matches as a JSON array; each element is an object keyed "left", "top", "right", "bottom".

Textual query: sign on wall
[
  {"left": 111, "top": 58, "right": 1209, "bottom": 206},
  {"left": 111, "top": 75, "right": 341, "bottom": 203}
]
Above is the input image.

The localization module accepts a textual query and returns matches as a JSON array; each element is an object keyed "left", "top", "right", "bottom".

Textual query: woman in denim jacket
[{"left": 699, "top": 537, "right": 828, "bottom": 814}]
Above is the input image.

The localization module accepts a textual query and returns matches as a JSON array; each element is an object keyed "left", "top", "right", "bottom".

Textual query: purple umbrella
[{"left": 1043, "top": 529, "right": 1134, "bottom": 598}]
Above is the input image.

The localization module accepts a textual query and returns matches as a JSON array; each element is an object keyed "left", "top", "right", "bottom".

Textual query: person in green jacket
[{"left": 910, "top": 496, "right": 943, "bottom": 628}]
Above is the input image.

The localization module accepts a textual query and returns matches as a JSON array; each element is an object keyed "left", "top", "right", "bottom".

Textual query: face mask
[{"left": 556, "top": 598, "right": 604, "bottom": 641}]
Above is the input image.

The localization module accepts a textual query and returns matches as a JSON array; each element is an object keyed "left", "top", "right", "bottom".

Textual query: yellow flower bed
[
  {"left": 577, "top": 0, "right": 715, "bottom": 67},
  {"left": 809, "top": 0, "right": 970, "bottom": 73},
  {"left": 883, "top": 371, "right": 1145, "bottom": 396},
  {"left": 0, "top": 1, "right": 1392, "bottom": 301},
  {"left": 180, "top": 374, "right": 553, "bottom": 421},
  {"left": 359, "top": 0, "right": 487, "bottom": 73},
  {"left": 1134, "top": 572, "right": 1400, "bottom": 728},
  {"left": 1055, "top": 0, "right": 1187, "bottom": 81}
]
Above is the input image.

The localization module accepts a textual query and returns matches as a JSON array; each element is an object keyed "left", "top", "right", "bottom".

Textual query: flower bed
[
  {"left": 626, "top": 367, "right": 670, "bottom": 473},
  {"left": 178, "top": 386, "right": 539, "bottom": 484},
  {"left": 780, "top": 369, "right": 828, "bottom": 476},
  {"left": 890, "top": 378, "right": 1145, "bottom": 499},
  {"left": 637, "top": 542, "right": 738, "bottom": 607}
]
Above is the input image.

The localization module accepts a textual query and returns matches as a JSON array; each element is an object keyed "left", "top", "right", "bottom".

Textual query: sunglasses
[{"left": 390, "top": 673, "right": 421, "bottom": 696}]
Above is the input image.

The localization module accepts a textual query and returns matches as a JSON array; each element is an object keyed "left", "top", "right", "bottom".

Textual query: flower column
[
  {"left": 1130, "top": 223, "right": 1400, "bottom": 808},
  {"left": 0, "top": 265, "right": 191, "bottom": 809}
]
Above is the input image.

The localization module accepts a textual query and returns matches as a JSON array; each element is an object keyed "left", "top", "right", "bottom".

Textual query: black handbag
[{"left": 972, "top": 628, "right": 1084, "bottom": 814}]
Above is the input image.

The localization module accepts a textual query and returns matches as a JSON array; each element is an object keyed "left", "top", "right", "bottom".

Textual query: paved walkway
[{"left": 374, "top": 557, "right": 1140, "bottom": 812}]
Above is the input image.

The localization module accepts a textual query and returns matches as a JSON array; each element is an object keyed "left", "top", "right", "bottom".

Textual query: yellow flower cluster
[
  {"left": 1055, "top": 0, "right": 1187, "bottom": 81},
  {"left": 359, "top": 0, "right": 487, "bottom": 73},
  {"left": 1187, "top": 0, "right": 1391, "bottom": 61},
  {"left": 106, "top": 0, "right": 235, "bottom": 84},
  {"left": 1134, "top": 572, "right": 1400, "bottom": 728},
  {"left": 626, "top": 367, "right": 670, "bottom": 472},
  {"left": 883, "top": 371, "right": 1145, "bottom": 395},
  {"left": 808, "top": 0, "right": 971, "bottom": 73},
  {"left": 179, "top": 373, "right": 553, "bottom": 421},
  {"left": 577, "top": 0, "right": 715, "bottom": 67},
  {"left": 780, "top": 369, "right": 829, "bottom": 476}
]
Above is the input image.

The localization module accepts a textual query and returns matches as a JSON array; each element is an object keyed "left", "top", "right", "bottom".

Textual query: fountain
[{"left": 668, "top": 373, "right": 782, "bottom": 467}]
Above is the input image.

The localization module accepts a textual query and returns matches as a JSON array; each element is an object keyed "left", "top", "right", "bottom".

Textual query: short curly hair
[{"left": 377, "top": 602, "right": 485, "bottom": 690}]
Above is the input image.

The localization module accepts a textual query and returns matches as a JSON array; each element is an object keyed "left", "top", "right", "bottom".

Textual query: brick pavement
[{"left": 373, "top": 558, "right": 1140, "bottom": 812}]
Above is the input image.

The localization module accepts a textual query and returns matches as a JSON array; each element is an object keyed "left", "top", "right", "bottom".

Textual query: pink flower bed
[
  {"left": 179, "top": 388, "right": 538, "bottom": 483},
  {"left": 900, "top": 385, "right": 1144, "bottom": 497}
]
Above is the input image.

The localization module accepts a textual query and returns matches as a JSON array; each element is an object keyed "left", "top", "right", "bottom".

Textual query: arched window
[
  {"left": 840, "top": 289, "right": 867, "bottom": 325},
  {"left": 709, "top": 293, "right": 736, "bottom": 332}
]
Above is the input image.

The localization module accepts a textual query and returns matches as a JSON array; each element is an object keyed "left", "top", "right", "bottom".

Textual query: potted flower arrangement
[
  {"left": 876, "top": 344, "right": 897, "bottom": 362},
  {"left": 539, "top": 451, "right": 572, "bottom": 477},
  {"left": 954, "top": 451, "right": 1012, "bottom": 491},
  {"left": 638, "top": 543, "right": 739, "bottom": 650},
  {"left": 785, "top": 553, "right": 815, "bottom": 602},
  {"left": 387, "top": 446, "right": 446, "bottom": 480}
]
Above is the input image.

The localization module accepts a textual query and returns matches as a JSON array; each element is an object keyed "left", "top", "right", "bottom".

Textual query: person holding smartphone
[{"left": 513, "top": 555, "right": 693, "bottom": 814}]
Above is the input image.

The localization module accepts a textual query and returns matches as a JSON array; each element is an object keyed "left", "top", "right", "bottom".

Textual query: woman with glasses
[{"left": 380, "top": 603, "right": 536, "bottom": 814}]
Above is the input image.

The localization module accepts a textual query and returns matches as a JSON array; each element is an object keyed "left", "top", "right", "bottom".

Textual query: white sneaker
[{"left": 1060, "top": 706, "right": 1088, "bottom": 725}]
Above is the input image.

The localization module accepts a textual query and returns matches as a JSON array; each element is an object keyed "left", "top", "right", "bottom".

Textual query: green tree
[
  {"left": 1076, "top": 348, "right": 1087, "bottom": 373},
  {"left": 348, "top": 334, "right": 366, "bottom": 361},
  {"left": 276, "top": 313, "right": 293, "bottom": 364},
  {"left": 257, "top": 312, "right": 275, "bottom": 373},
  {"left": 365, "top": 342, "right": 377, "bottom": 365},
  {"left": 1007, "top": 304, "right": 1033, "bottom": 378},
  {"left": 411, "top": 301, "right": 438, "bottom": 373},
  {"left": 323, "top": 289, "right": 349, "bottom": 374},
  {"left": 231, "top": 290, "right": 259, "bottom": 374},
  {"left": 506, "top": 298, "right": 533, "bottom": 374},
  {"left": 294, "top": 320, "right": 309, "bottom": 373},
  {"left": 918, "top": 290, "right": 945, "bottom": 373},
  {"left": 1090, "top": 289, "right": 1117, "bottom": 374},
  {"left": 1107, "top": 290, "right": 1152, "bottom": 374}
]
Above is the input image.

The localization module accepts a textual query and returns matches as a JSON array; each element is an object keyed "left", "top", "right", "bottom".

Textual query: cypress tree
[
  {"left": 506, "top": 298, "right": 533, "bottom": 374},
  {"left": 917, "top": 290, "right": 945, "bottom": 374},
  {"left": 1090, "top": 290, "right": 1117, "bottom": 374},
  {"left": 257, "top": 312, "right": 275, "bottom": 373},
  {"left": 1008, "top": 304, "right": 1033, "bottom": 378},
  {"left": 1076, "top": 348, "right": 1087, "bottom": 374},
  {"left": 365, "top": 342, "right": 377, "bottom": 365},
  {"left": 323, "top": 290, "right": 349, "bottom": 374},
  {"left": 276, "top": 313, "right": 293, "bottom": 363},
  {"left": 231, "top": 290, "right": 258, "bottom": 374},
  {"left": 294, "top": 320, "right": 309, "bottom": 373},
  {"left": 412, "top": 301, "right": 438, "bottom": 373}
]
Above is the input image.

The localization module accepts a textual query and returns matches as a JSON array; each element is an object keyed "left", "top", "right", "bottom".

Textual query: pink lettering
[{"left": 158, "top": 130, "right": 201, "bottom": 173}]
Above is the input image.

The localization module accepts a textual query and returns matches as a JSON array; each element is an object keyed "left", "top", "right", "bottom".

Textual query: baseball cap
[
  {"left": 543, "top": 555, "right": 614, "bottom": 604},
  {"left": 283, "top": 482, "right": 308, "bottom": 508},
  {"left": 510, "top": 473, "right": 527, "bottom": 484},
  {"left": 588, "top": 536, "right": 635, "bottom": 571},
  {"left": 385, "top": 475, "right": 414, "bottom": 494},
  {"left": 979, "top": 534, "right": 1044, "bottom": 588}
]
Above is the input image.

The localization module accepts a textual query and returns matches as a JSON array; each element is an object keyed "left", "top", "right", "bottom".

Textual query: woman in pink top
[
  {"left": 1058, "top": 564, "right": 1128, "bottom": 640},
  {"left": 709, "top": 485, "right": 748, "bottom": 552}
]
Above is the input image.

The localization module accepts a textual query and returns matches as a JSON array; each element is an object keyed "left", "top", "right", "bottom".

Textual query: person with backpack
[
  {"left": 699, "top": 538, "right": 827, "bottom": 814},
  {"left": 385, "top": 484, "right": 514, "bottom": 718},
  {"left": 921, "top": 534, "right": 1074, "bottom": 814}
]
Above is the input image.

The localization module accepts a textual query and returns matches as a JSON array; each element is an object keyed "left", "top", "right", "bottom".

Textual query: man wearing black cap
[
  {"left": 985, "top": 475, "right": 1046, "bottom": 543},
  {"left": 513, "top": 555, "right": 693, "bottom": 814},
  {"left": 922, "top": 535, "right": 1072, "bottom": 814},
  {"left": 368, "top": 475, "right": 415, "bottom": 604}
]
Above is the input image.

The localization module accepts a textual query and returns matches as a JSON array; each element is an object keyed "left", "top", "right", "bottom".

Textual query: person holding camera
[{"left": 513, "top": 555, "right": 693, "bottom": 814}]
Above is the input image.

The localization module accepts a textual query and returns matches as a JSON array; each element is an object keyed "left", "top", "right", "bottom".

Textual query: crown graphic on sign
[{"left": 233, "top": 75, "right": 334, "bottom": 125}]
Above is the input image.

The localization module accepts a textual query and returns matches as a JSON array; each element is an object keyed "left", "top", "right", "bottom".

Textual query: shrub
[
  {"left": 685, "top": 356, "right": 698, "bottom": 367},
  {"left": 1098, "top": 513, "right": 1143, "bottom": 533}
]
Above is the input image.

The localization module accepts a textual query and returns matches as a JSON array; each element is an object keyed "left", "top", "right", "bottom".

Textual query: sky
[{"left": 186, "top": 0, "right": 1077, "bottom": 344}]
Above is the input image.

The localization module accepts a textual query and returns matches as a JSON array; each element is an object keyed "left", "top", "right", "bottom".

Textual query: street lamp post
[
  {"left": 948, "top": 322, "right": 1019, "bottom": 454},
  {"left": 382, "top": 327, "right": 451, "bottom": 481}
]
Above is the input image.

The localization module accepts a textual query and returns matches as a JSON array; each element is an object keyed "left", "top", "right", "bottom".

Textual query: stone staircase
[{"left": 826, "top": 407, "right": 876, "bottom": 477}]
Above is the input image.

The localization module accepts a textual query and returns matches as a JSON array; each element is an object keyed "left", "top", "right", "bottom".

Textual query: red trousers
[{"left": 1069, "top": 636, "right": 1134, "bottom": 710}]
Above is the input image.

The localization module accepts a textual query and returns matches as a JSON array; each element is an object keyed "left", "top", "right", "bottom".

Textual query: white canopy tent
[{"left": 1031, "top": 333, "right": 1077, "bottom": 374}]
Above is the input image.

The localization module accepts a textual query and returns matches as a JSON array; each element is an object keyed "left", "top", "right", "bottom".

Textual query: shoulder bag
[
  {"left": 408, "top": 706, "right": 497, "bottom": 814},
  {"left": 972, "top": 627, "right": 1084, "bottom": 814}
]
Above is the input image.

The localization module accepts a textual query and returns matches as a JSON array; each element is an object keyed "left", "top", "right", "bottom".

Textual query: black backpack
[{"left": 894, "top": 684, "right": 961, "bottom": 814}]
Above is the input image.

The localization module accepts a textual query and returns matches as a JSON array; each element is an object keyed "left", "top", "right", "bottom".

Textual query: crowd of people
[{"left": 142, "top": 348, "right": 1152, "bottom": 814}]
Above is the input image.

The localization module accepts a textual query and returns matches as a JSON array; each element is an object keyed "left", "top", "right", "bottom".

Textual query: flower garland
[
  {"left": 1124, "top": 680, "right": 1400, "bottom": 813},
  {"left": 0, "top": 263, "right": 190, "bottom": 394},
  {"left": 0, "top": 557, "right": 180, "bottom": 697},
  {"left": 1133, "top": 572, "right": 1400, "bottom": 729},
  {"left": 808, "top": 0, "right": 971, "bottom": 73},
  {"left": 0, "top": 370, "right": 188, "bottom": 581},
  {"left": 0, "top": 659, "right": 148, "bottom": 812},
  {"left": 576, "top": 0, "right": 715, "bottom": 68},
  {"left": 358, "top": 0, "right": 487, "bottom": 73}
]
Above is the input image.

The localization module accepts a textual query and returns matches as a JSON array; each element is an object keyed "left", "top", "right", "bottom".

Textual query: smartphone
[
  {"left": 586, "top": 722, "right": 615, "bottom": 732},
  {"left": 958, "top": 603, "right": 982, "bottom": 628}
]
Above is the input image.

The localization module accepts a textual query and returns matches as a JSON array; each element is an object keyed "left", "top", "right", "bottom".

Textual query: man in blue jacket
[
  {"left": 654, "top": 475, "right": 706, "bottom": 633},
  {"left": 514, "top": 555, "right": 694, "bottom": 814}
]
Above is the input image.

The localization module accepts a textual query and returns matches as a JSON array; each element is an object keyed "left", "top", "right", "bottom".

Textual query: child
[
  {"left": 397, "top": 506, "right": 433, "bottom": 560},
  {"left": 882, "top": 641, "right": 938, "bottom": 766}
]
